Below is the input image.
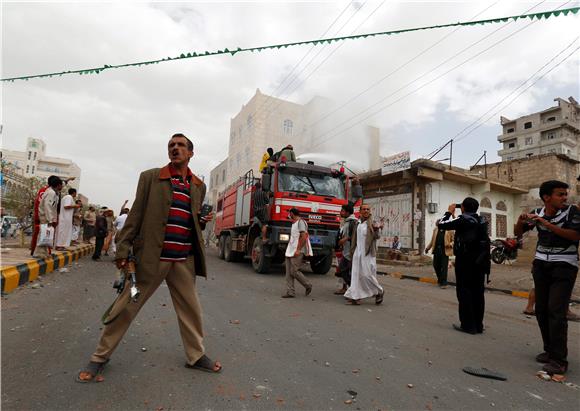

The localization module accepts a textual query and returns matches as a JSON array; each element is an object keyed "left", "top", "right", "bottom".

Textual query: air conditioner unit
[{"left": 428, "top": 203, "right": 438, "bottom": 213}]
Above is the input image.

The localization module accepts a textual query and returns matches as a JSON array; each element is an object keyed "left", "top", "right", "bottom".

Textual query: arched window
[
  {"left": 283, "top": 119, "right": 293, "bottom": 136},
  {"left": 496, "top": 201, "right": 507, "bottom": 211},
  {"left": 480, "top": 197, "right": 492, "bottom": 208},
  {"left": 247, "top": 114, "right": 253, "bottom": 131}
]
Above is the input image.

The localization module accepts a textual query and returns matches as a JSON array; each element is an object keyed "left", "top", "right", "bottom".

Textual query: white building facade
[{"left": 1, "top": 138, "right": 81, "bottom": 189}]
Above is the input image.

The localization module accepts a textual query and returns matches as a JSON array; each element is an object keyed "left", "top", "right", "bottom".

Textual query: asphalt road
[{"left": 2, "top": 248, "right": 579, "bottom": 410}]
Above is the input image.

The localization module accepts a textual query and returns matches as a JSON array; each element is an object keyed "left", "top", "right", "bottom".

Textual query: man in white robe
[
  {"left": 344, "top": 203, "right": 385, "bottom": 305},
  {"left": 55, "top": 188, "right": 81, "bottom": 249}
]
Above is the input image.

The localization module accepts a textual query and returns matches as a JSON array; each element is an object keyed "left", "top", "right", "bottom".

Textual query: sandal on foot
[
  {"left": 345, "top": 299, "right": 360, "bottom": 305},
  {"left": 522, "top": 310, "right": 535, "bottom": 316},
  {"left": 76, "top": 359, "right": 109, "bottom": 383},
  {"left": 185, "top": 355, "right": 222, "bottom": 373},
  {"left": 375, "top": 291, "right": 384, "bottom": 305}
]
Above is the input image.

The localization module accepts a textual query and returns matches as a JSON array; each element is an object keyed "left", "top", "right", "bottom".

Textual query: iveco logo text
[{"left": 309, "top": 215, "right": 322, "bottom": 220}]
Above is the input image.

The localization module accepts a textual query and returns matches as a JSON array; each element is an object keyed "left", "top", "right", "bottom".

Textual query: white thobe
[
  {"left": 344, "top": 221, "right": 383, "bottom": 301},
  {"left": 56, "top": 195, "right": 74, "bottom": 247}
]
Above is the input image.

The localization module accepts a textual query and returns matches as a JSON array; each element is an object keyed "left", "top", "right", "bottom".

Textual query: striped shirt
[
  {"left": 526, "top": 205, "right": 580, "bottom": 267},
  {"left": 160, "top": 166, "right": 194, "bottom": 262}
]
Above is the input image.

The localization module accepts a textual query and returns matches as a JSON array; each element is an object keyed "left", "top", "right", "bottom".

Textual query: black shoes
[
  {"left": 452, "top": 323, "right": 477, "bottom": 335},
  {"left": 305, "top": 285, "right": 312, "bottom": 296},
  {"left": 542, "top": 360, "right": 568, "bottom": 375},
  {"left": 535, "top": 352, "right": 550, "bottom": 363}
]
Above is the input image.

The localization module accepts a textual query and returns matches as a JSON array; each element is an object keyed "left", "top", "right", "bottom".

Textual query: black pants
[
  {"left": 433, "top": 250, "right": 448, "bottom": 285},
  {"left": 93, "top": 236, "right": 105, "bottom": 259},
  {"left": 532, "top": 259, "right": 577, "bottom": 365},
  {"left": 455, "top": 257, "right": 485, "bottom": 332},
  {"left": 337, "top": 257, "right": 352, "bottom": 286}
]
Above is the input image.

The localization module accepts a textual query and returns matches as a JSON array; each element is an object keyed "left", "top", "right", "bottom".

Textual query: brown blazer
[
  {"left": 426, "top": 226, "right": 454, "bottom": 257},
  {"left": 116, "top": 164, "right": 208, "bottom": 278},
  {"left": 351, "top": 216, "right": 381, "bottom": 257}
]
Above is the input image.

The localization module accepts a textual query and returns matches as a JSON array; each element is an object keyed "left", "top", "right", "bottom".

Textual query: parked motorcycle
[{"left": 491, "top": 237, "right": 521, "bottom": 264}]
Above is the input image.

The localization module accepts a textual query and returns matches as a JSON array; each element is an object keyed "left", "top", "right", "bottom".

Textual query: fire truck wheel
[
  {"left": 310, "top": 254, "right": 333, "bottom": 275},
  {"left": 251, "top": 237, "right": 271, "bottom": 274},
  {"left": 218, "top": 236, "right": 226, "bottom": 259},
  {"left": 224, "top": 236, "right": 237, "bottom": 262}
]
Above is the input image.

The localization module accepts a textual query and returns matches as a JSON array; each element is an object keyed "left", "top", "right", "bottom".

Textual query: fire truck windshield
[{"left": 278, "top": 172, "right": 346, "bottom": 199}]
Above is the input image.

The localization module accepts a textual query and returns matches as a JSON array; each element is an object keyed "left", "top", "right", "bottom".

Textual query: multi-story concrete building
[
  {"left": 212, "top": 89, "right": 381, "bottom": 200},
  {"left": 208, "top": 158, "right": 228, "bottom": 207},
  {"left": 498, "top": 97, "right": 580, "bottom": 161},
  {"left": 1, "top": 138, "right": 81, "bottom": 190}
]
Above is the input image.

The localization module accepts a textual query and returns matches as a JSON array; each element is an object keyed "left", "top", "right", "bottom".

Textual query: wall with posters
[{"left": 364, "top": 193, "right": 413, "bottom": 249}]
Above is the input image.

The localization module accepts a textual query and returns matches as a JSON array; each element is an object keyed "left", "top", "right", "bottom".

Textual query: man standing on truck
[{"left": 282, "top": 207, "right": 313, "bottom": 298}]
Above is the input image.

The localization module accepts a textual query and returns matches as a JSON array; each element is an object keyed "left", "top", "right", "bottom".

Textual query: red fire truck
[{"left": 213, "top": 159, "right": 362, "bottom": 274}]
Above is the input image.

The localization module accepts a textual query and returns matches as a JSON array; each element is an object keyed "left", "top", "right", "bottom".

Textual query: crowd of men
[{"left": 30, "top": 175, "right": 129, "bottom": 261}]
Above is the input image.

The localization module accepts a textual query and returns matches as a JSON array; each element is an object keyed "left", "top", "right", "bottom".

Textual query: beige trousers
[
  {"left": 91, "top": 256, "right": 205, "bottom": 366},
  {"left": 285, "top": 254, "right": 311, "bottom": 296}
]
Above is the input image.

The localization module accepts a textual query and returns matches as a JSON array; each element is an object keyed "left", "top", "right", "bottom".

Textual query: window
[
  {"left": 496, "top": 201, "right": 507, "bottom": 211},
  {"left": 508, "top": 142, "right": 516, "bottom": 149},
  {"left": 507, "top": 127, "right": 515, "bottom": 133},
  {"left": 480, "top": 197, "right": 492, "bottom": 209},
  {"left": 547, "top": 116, "right": 556, "bottom": 122},
  {"left": 32, "top": 166, "right": 35, "bottom": 174},
  {"left": 33, "top": 152, "right": 37, "bottom": 160},
  {"left": 506, "top": 156, "right": 514, "bottom": 161},
  {"left": 525, "top": 137, "right": 533, "bottom": 145},
  {"left": 222, "top": 169, "right": 226, "bottom": 183},
  {"left": 480, "top": 212, "right": 492, "bottom": 237},
  {"left": 547, "top": 133, "right": 555, "bottom": 140},
  {"left": 26, "top": 165, "right": 29, "bottom": 173},
  {"left": 496, "top": 214, "right": 507, "bottom": 238},
  {"left": 283, "top": 119, "right": 293, "bottom": 136},
  {"left": 247, "top": 114, "right": 253, "bottom": 131},
  {"left": 524, "top": 121, "right": 532, "bottom": 129},
  {"left": 28, "top": 151, "right": 31, "bottom": 160},
  {"left": 238, "top": 126, "right": 243, "bottom": 138}
]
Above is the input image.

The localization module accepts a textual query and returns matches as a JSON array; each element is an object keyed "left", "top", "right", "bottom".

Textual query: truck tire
[
  {"left": 310, "top": 254, "right": 333, "bottom": 274},
  {"left": 251, "top": 238, "right": 271, "bottom": 274},
  {"left": 218, "top": 236, "right": 226, "bottom": 259},
  {"left": 224, "top": 236, "right": 236, "bottom": 262}
]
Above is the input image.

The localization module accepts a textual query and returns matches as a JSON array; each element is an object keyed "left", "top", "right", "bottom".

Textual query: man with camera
[
  {"left": 438, "top": 198, "right": 490, "bottom": 335},
  {"left": 515, "top": 180, "right": 580, "bottom": 375},
  {"left": 78, "top": 133, "right": 221, "bottom": 382}
]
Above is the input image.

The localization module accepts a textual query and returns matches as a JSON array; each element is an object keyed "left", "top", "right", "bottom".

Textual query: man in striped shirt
[
  {"left": 516, "top": 180, "right": 580, "bottom": 375},
  {"left": 78, "top": 134, "right": 221, "bottom": 383}
]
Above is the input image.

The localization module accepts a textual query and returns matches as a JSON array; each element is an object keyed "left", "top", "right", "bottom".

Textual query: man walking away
[
  {"left": 282, "top": 208, "right": 313, "bottom": 298},
  {"left": 335, "top": 203, "right": 358, "bottom": 295},
  {"left": 92, "top": 209, "right": 108, "bottom": 261},
  {"left": 78, "top": 133, "right": 220, "bottom": 383},
  {"left": 515, "top": 180, "right": 580, "bottom": 375},
  {"left": 438, "top": 198, "right": 490, "bottom": 334},
  {"left": 425, "top": 220, "right": 454, "bottom": 288},
  {"left": 33, "top": 177, "right": 63, "bottom": 258}
]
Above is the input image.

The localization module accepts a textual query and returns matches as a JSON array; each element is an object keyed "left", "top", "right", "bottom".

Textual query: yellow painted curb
[
  {"left": 26, "top": 261, "right": 40, "bottom": 282},
  {"left": 2, "top": 267, "right": 20, "bottom": 293},
  {"left": 512, "top": 290, "right": 530, "bottom": 299}
]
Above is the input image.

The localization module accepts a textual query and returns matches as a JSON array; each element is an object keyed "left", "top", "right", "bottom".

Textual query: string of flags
[{"left": 2, "top": 6, "right": 578, "bottom": 82}]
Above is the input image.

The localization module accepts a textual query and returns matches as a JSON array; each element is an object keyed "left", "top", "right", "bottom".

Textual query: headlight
[{"left": 279, "top": 234, "right": 290, "bottom": 242}]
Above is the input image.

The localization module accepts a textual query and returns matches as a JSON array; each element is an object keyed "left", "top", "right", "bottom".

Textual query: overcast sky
[{"left": 2, "top": 0, "right": 579, "bottom": 209}]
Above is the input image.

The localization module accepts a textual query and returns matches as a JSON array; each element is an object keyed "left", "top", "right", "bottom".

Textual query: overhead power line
[{"left": 2, "top": 6, "right": 578, "bottom": 82}]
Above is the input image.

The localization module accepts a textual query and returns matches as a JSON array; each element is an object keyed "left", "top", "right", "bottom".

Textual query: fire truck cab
[{"left": 214, "top": 159, "right": 362, "bottom": 274}]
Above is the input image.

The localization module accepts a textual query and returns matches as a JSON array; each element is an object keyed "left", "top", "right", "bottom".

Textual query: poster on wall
[
  {"left": 381, "top": 151, "right": 411, "bottom": 176},
  {"left": 364, "top": 193, "right": 413, "bottom": 248}
]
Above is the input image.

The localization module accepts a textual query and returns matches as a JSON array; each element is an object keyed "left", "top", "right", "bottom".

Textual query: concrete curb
[
  {"left": 378, "top": 270, "right": 580, "bottom": 304},
  {"left": 1, "top": 244, "right": 95, "bottom": 294}
]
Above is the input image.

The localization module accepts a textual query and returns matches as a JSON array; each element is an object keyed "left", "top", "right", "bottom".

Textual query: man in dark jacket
[
  {"left": 438, "top": 197, "right": 490, "bottom": 335},
  {"left": 91, "top": 208, "right": 108, "bottom": 261}
]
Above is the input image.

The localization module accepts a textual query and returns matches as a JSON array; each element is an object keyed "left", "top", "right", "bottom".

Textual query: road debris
[
  {"left": 536, "top": 371, "right": 552, "bottom": 381},
  {"left": 141, "top": 347, "right": 148, "bottom": 352},
  {"left": 229, "top": 320, "right": 241, "bottom": 325},
  {"left": 344, "top": 399, "right": 353, "bottom": 405},
  {"left": 347, "top": 390, "right": 358, "bottom": 397},
  {"left": 407, "top": 384, "right": 414, "bottom": 389}
]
